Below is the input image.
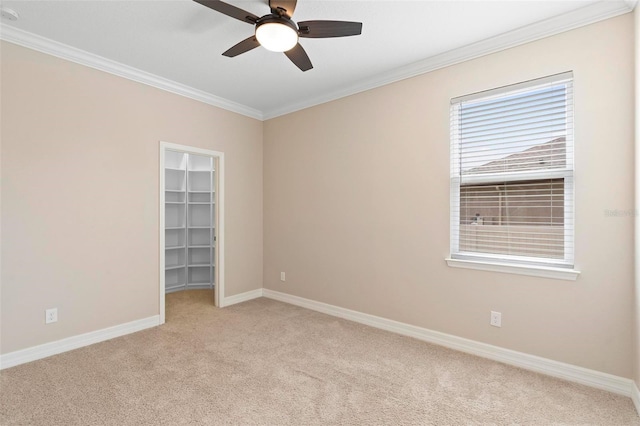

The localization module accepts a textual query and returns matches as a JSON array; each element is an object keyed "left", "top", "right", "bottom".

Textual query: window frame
[{"left": 447, "top": 72, "right": 579, "bottom": 280}]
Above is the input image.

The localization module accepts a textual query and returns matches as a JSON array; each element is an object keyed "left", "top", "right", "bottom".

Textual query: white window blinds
[{"left": 450, "top": 72, "right": 574, "bottom": 267}]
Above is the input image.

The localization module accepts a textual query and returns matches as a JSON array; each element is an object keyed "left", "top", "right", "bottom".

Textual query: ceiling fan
[{"left": 193, "top": 0, "right": 363, "bottom": 71}]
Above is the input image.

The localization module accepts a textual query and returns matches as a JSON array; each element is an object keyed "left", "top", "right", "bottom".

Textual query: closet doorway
[{"left": 159, "top": 141, "right": 225, "bottom": 324}]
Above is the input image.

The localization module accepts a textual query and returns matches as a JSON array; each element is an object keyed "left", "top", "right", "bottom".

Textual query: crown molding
[
  {"left": 0, "top": 25, "right": 264, "bottom": 121},
  {"left": 262, "top": 0, "right": 634, "bottom": 120},
  {"left": 0, "top": 1, "right": 633, "bottom": 122}
]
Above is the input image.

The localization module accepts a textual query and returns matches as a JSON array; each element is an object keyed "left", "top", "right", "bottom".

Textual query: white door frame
[{"left": 159, "top": 141, "right": 225, "bottom": 324}]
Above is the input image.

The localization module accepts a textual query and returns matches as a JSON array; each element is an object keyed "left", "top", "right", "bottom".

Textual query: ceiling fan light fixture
[{"left": 255, "top": 19, "right": 298, "bottom": 52}]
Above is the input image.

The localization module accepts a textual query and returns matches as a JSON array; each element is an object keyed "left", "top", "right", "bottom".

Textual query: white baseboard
[
  {"left": 0, "top": 315, "right": 160, "bottom": 370},
  {"left": 262, "top": 289, "right": 635, "bottom": 398},
  {"left": 222, "top": 288, "right": 264, "bottom": 307},
  {"left": 632, "top": 381, "right": 640, "bottom": 415},
  {"left": 0, "top": 288, "right": 262, "bottom": 370},
  {"left": 2, "top": 288, "right": 636, "bottom": 413}
]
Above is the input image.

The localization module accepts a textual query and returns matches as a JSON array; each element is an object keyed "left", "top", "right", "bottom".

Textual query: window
[{"left": 449, "top": 72, "right": 575, "bottom": 275}]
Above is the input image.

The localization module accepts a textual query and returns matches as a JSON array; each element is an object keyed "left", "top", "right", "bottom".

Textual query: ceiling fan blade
[
  {"left": 193, "top": 0, "right": 258, "bottom": 24},
  {"left": 284, "top": 43, "right": 313, "bottom": 71},
  {"left": 298, "top": 20, "right": 362, "bottom": 38},
  {"left": 269, "top": 0, "right": 297, "bottom": 18},
  {"left": 222, "top": 36, "right": 261, "bottom": 57}
]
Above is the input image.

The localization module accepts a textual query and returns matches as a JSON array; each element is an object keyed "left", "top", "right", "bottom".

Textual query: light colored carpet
[{"left": 1, "top": 289, "right": 638, "bottom": 425}]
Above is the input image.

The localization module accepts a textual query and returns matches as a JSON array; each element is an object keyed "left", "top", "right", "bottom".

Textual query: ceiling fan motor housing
[{"left": 256, "top": 14, "right": 298, "bottom": 31}]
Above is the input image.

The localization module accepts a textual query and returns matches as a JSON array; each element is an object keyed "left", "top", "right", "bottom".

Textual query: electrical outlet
[
  {"left": 45, "top": 308, "right": 58, "bottom": 324},
  {"left": 280, "top": 272, "right": 286, "bottom": 282},
  {"left": 490, "top": 311, "right": 501, "bottom": 327}
]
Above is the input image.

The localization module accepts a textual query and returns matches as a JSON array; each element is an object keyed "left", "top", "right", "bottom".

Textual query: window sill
[{"left": 445, "top": 258, "right": 580, "bottom": 281}]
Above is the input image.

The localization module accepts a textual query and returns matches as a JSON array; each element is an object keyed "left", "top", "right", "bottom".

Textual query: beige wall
[
  {"left": 264, "top": 14, "right": 635, "bottom": 377},
  {"left": 0, "top": 41, "right": 263, "bottom": 354}
]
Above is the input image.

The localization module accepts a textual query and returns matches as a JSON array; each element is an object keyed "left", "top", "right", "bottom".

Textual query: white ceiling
[{"left": 0, "top": 1, "right": 634, "bottom": 119}]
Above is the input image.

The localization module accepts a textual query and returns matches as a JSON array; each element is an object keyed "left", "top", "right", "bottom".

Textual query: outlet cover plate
[
  {"left": 45, "top": 308, "right": 58, "bottom": 324},
  {"left": 490, "top": 311, "right": 501, "bottom": 327}
]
